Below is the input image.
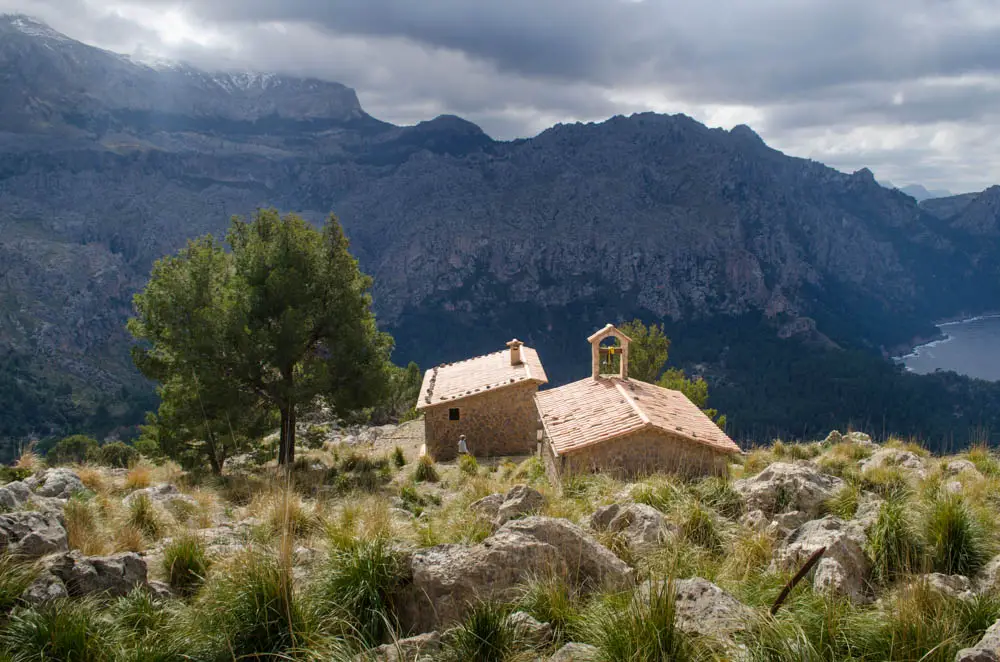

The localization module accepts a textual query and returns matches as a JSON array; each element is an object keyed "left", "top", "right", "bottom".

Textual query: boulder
[
  {"left": 124, "top": 484, "right": 197, "bottom": 508},
  {"left": 396, "top": 516, "right": 631, "bottom": 632},
  {"left": 21, "top": 573, "right": 68, "bottom": 604},
  {"left": 742, "top": 509, "right": 769, "bottom": 531},
  {"left": 978, "top": 555, "right": 1000, "bottom": 593},
  {"left": 961, "top": 620, "right": 1000, "bottom": 659},
  {"left": 0, "top": 481, "right": 33, "bottom": 511},
  {"left": 549, "top": 643, "right": 599, "bottom": 661},
  {"left": 911, "top": 573, "right": 974, "bottom": 601},
  {"left": 469, "top": 493, "right": 504, "bottom": 520},
  {"left": 27, "top": 468, "right": 85, "bottom": 499},
  {"left": 772, "top": 516, "right": 870, "bottom": 603},
  {"left": 0, "top": 512, "right": 68, "bottom": 557},
  {"left": 860, "top": 448, "right": 926, "bottom": 475},
  {"left": 945, "top": 459, "right": 980, "bottom": 476},
  {"left": 148, "top": 580, "right": 175, "bottom": 600},
  {"left": 49, "top": 551, "right": 147, "bottom": 597},
  {"left": 734, "top": 462, "right": 844, "bottom": 517},
  {"left": 495, "top": 485, "right": 545, "bottom": 526},
  {"left": 846, "top": 431, "right": 875, "bottom": 446},
  {"left": 590, "top": 503, "right": 677, "bottom": 553},
  {"left": 671, "top": 577, "right": 756, "bottom": 641},
  {"left": 507, "top": 611, "right": 553, "bottom": 646},
  {"left": 854, "top": 495, "right": 884, "bottom": 529},
  {"left": 362, "top": 631, "right": 441, "bottom": 662}
]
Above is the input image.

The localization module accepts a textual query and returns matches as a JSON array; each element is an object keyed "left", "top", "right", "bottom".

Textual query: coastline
[{"left": 893, "top": 311, "right": 1000, "bottom": 365}]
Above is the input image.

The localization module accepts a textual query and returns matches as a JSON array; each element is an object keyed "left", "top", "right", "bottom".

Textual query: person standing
[{"left": 457, "top": 434, "right": 469, "bottom": 455}]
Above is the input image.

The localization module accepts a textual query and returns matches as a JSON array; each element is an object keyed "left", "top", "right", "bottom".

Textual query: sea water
[{"left": 900, "top": 315, "right": 1000, "bottom": 381}]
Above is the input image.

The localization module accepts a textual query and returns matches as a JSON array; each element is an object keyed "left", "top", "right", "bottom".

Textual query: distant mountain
[
  {"left": 4, "top": 15, "right": 1000, "bottom": 450},
  {"left": 898, "top": 184, "right": 954, "bottom": 202}
]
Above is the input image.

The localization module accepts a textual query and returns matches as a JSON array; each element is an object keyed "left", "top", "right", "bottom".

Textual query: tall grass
[
  {"left": 127, "top": 493, "right": 163, "bottom": 539},
  {"left": 866, "top": 498, "right": 925, "bottom": 583},
  {"left": 0, "top": 555, "right": 38, "bottom": 614},
  {"left": 925, "top": 494, "right": 992, "bottom": 576},
  {"left": 163, "top": 534, "right": 211, "bottom": 596},
  {"left": 64, "top": 497, "right": 106, "bottom": 555},
  {"left": 518, "top": 574, "right": 584, "bottom": 645},
  {"left": 442, "top": 601, "right": 523, "bottom": 662},
  {"left": 680, "top": 501, "right": 724, "bottom": 552},
  {"left": 459, "top": 454, "right": 479, "bottom": 476},
  {"left": 1, "top": 600, "right": 108, "bottom": 662},
  {"left": 582, "top": 580, "right": 695, "bottom": 662},
  {"left": 313, "top": 537, "right": 403, "bottom": 646},
  {"left": 413, "top": 455, "right": 440, "bottom": 483},
  {"left": 824, "top": 484, "right": 860, "bottom": 520}
]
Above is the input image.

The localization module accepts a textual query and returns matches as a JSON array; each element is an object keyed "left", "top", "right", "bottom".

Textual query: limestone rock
[
  {"left": 507, "top": 611, "right": 553, "bottom": 646},
  {"left": 49, "top": 551, "right": 147, "bottom": 597},
  {"left": 963, "top": 620, "right": 1000, "bottom": 659},
  {"left": 0, "top": 481, "right": 32, "bottom": 511},
  {"left": 742, "top": 509, "right": 769, "bottom": 531},
  {"left": 912, "top": 573, "right": 974, "bottom": 601},
  {"left": 148, "top": 580, "right": 175, "bottom": 600},
  {"left": 945, "top": 459, "right": 980, "bottom": 476},
  {"left": 773, "top": 516, "right": 870, "bottom": 603},
  {"left": 0, "top": 512, "right": 68, "bottom": 557},
  {"left": 671, "top": 577, "right": 756, "bottom": 641},
  {"left": 590, "top": 503, "right": 677, "bottom": 553},
  {"left": 955, "top": 649, "right": 999, "bottom": 662},
  {"left": 734, "top": 462, "right": 844, "bottom": 516},
  {"left": 495, "top": 485, "right": 545, "bottom": 526},
  {"left": 549, "top": 643, "right": 599, "bottom": 661},
  {"left": 470, "top": 493, "right": 504, "bottom": 520},
  {"left": 27, "top": 468, "right": 84, "bottom": 499},
  {"left": 363, "top": 631, "right": 441, "bottom": 662},
  {"left": 21, "top": 573, "right": 68, "bottom": 604},
  {"left": 396, "top": 516, "right": 631, "bottom": 632},
  {"left": 846, "top": 431, "right": 875, "bottom": 446},
  {"left": 860, "top": 448, "right": 926, "bottom": 475},
  {"left": 854, "top": 495, "right": 884, "bottom": 529},
  {"left": 124, "top": 484, "right": 197, "bottom": 508},
  {"left": 977, "top": 555, "right": 1000, "bottom": 592}
]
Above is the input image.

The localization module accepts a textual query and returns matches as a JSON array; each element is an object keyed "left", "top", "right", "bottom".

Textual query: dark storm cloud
[{"left": 5, "top": 0, "right": 1000, "bottom": 190}]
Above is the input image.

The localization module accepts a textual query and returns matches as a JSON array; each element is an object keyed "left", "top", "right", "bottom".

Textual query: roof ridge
[{"left": 613, "top": 379, "right": 650, "bottom": 425}]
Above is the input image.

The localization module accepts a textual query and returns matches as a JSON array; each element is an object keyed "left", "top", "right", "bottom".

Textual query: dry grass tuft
[
  {"left": 124, "top": 465, "right": 153, "bottom": 490},
  {"left": 113, "top": 524, "right": 146, "bottom": 553}
]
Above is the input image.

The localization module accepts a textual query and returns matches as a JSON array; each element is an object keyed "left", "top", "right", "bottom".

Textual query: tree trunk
[
  {"left": 287, "top": 403, "right": 296, "bottom": 465},
  {"left": 278, "top": 406, "right": 290, "bottom": 465}
]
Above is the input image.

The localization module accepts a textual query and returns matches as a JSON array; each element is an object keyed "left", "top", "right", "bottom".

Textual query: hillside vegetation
[{"left": 3, "top": 429, "right": 1000, "bottom": 660}]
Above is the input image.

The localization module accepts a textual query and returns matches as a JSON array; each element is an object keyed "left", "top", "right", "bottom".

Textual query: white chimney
[{"left": 507, "top": 338, "right": 523, "bottom": 366}]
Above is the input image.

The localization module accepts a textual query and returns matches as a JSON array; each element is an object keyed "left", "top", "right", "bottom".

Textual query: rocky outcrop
[
  {"left": 945, "top": 459, "right": 980, "bottom": 476},
  {"left": 772, "top": 516, "right": 870, "bottom": 603},
  {"left": 26, "top": 468, "right": 85, "bottom": 499},
  {"left": 507, "top": 611, "right": 553, "bottom": 646},
  {"left": 958, "top": 620, "right": 1000, "bottom": 661},
  {"left": 0, "top": 480, "right": 33, "bottom": 511},
  {"left": 978, "top": 555, "right": 1000, "bottom": 593},
  {"left": 469, "top": 493, "right": 505, "bottom": 520},
  {"left": 734, "top": 462, "right": 844, "bottom": 517},
  {"left": 396, "top": 516, "right": 631, "bottom": 632},
  {"left": 123, "top": 484, "right": 197, "bottom": 508},
  {"left": 0, "top": 511, "right": 68, "bottom": 557},
  {"left": 860, "top": 448, "right": 926, "bottom": 476},
  {"left": 363, "top": 632, "right": 441, "bottom": 662},
  {"left": 48, "top": 551, "right": 148, "bottom": 597},
  {"left": 956, "top": 649, "right": 999, "bottom": 662},
  {"left": 590, "top": 503, "right": 678, "bottom": 553},
  {"left": 549, "top": 643, "right": 599, "bottom": 661},
  {"left": 495, "top": 485, "right": 545, "bottom": 526},
  {"left": 671, "top": 578, "right": 756, "bottom": 641},
  {"left": 909, "top": 573, "right": 974, "bottom": 601}
]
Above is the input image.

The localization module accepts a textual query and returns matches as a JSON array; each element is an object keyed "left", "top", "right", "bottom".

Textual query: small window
[{"left": 449, "top": 408, "right": 460, "bottom": 421}]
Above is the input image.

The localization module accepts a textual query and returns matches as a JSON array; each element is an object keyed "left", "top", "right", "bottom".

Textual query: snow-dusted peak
[{"left": 2, "top": 13, "right": 70, "bottom": 42}]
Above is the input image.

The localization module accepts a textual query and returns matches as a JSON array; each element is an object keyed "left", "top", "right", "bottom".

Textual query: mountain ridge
[{"left": 4, "top": 17, "right": 1000, "bottom": 448}]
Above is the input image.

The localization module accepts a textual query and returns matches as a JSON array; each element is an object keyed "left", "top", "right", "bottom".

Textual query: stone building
[
  {"left": 416, "top": 339, "right": 548, "bottom": 461},
  {"left": 535, "top": 324, "right": 741, "bottom": 479}
]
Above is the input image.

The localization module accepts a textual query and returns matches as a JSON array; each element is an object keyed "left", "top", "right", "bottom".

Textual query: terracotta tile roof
[
  {"left": 417, "top": 346, "right": 548, "bottom": 410},
  {"left": 535, "top": 377, "right": 740, "bottom": 456}
]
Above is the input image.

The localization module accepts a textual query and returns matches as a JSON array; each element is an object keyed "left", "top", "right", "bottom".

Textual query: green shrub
[
  {"left": 1, "top": 600, "right": 108, "bottom": 662},
  {"left": 518, "top": 575, "right": 583, "bottom": 645},
  {"left": 825, "top": 484, "right": 860, "bottom": 520},
  {"left": 692, "top": 476, "right": 744, "bottom": 519},
  {"left": 303, "top": 425, "right": 330, "bottom": 450},
  {"left": 926, "top": 494, "right": 992, "bottom": 576},
  {"left": 514, "top": 457, "right": 546, "bottom": 481},
  {"left": 392, "top": 446, "right": 406, "bottom": 468},
  {"left": 132, "top": 437, "right": 161, "bottom": 460},
  {"left": 413, "top": 455, "right": 439, "bottom": 483},
  {"left": 127, "top": 493, "right": 163, "bottom": 539},
  {"left": 0, "top": 467, "right": 32, "bottom": 485},
  {"left": 458, "top": 453, "right": 479, "bottom": 476},
  {"left": 194, "top": 550, "right": 319, "bottom": 659},
  {"left": 46, "top": 435, "right": 99, "bottom": 465},
  {"left": 313, "top": 538, "right": 403, "bottom": 646},
  {"left": 163, "top": 534, "right": 211, "bottom": 596},
  {"left": 0, "top": 555, "right": 38, "bottom": 614},
  {"left": 583, "top": 580, "right": 694, "bottom": 662},
  {"left": 95, "top": 441, "right": 139, "bottom": 468},
  {"left": 443, "top": 601, "right": 522, "bottom": 662},
  {"left": 681, "top": 502, "right": 723, "bottom": 552},
  {"left": 867, "top": 498, "right": 925, "bottom": 583}
]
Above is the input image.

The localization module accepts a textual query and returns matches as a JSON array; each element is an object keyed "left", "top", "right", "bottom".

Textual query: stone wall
[
  {"left": 424, "top": 382, "right": 541, "bottom": 460},
  {"left": 548, "top": 429, "right": 730, "bottom": 480}
]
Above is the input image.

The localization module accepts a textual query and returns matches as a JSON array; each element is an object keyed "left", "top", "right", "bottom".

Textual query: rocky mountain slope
[{"left": 3, "top": 15, "right": 1000, "bottom": 443}]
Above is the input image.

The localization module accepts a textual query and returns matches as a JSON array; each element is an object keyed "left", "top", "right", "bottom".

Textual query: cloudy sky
[{"left": 4, "top": 0, "right": 1000, "bottom": 193}]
